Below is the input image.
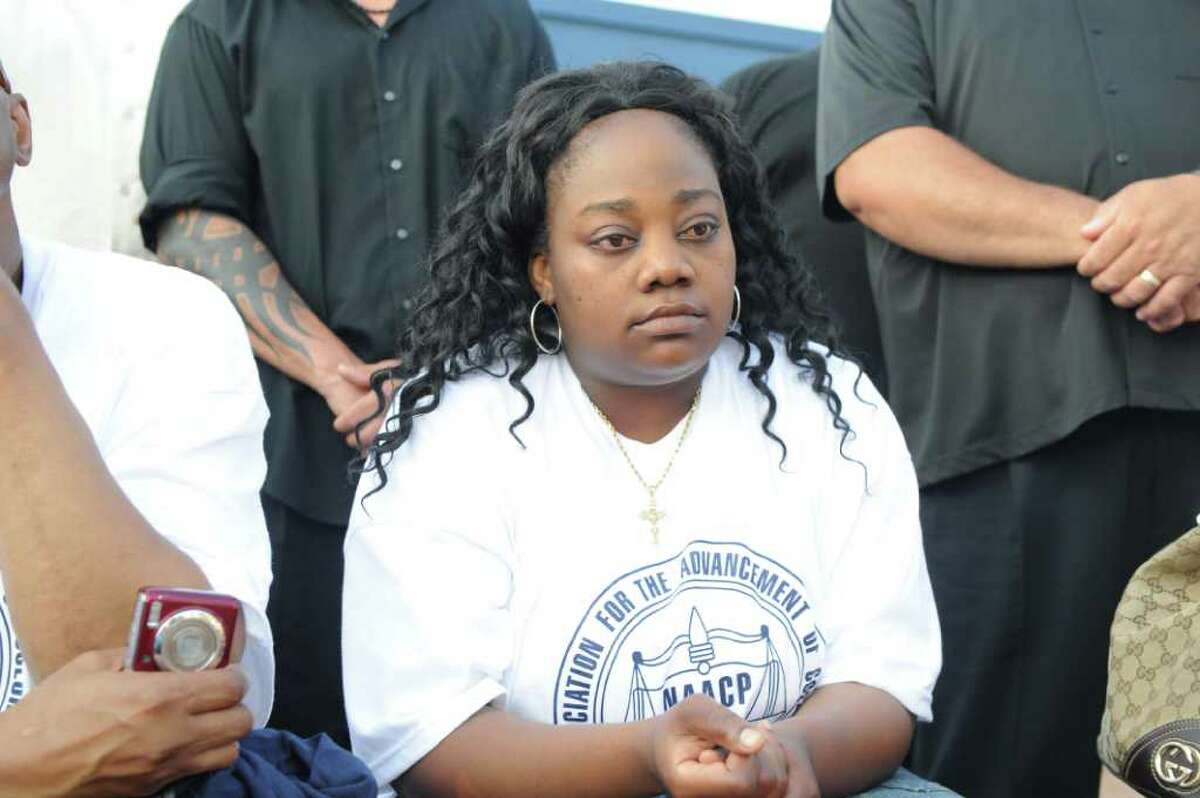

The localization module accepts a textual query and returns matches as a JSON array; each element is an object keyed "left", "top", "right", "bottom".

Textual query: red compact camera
[{"left": 124, "top": 587, "right": 241, "bottom": 672}]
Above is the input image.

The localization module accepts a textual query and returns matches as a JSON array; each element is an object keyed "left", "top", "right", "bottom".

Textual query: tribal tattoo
[{"left": 156, "top": 209, "right": 314, "bottom": 364}]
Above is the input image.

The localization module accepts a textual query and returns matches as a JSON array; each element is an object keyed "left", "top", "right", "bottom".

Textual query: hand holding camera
[
  {"left": 0, "top": 647, "right": 251, "bottom": 798},
  {"left": 0, "top": 588, "right": 250, "bottom": 798}
]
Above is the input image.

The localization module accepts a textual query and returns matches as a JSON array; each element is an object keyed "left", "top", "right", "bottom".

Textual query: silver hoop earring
[
  {"left": 529, "top": 299, "right": 563, "bottom": 355},
  {"left": 729, "top": 285, "right": 741, "bottom": 330}
]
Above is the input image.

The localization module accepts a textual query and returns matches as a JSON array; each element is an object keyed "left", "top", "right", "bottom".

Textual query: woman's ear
[
  {"left": 528, "top": 250, "right": 555, "bottom": 305},
  {"left": 9, "top": 93, "right": 32, "bottom": 167}
]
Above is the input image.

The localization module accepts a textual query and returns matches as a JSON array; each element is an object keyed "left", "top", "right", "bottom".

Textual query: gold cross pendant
[{"left": 640, "top": 496, "right": 665, "bottom": 544}]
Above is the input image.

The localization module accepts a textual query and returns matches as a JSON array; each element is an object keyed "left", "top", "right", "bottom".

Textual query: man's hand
[
  {"left": 1077, "top": 173, "right": 1200, "bottom": 331},
  {"left": 314, "top": 359, "right": 371, "bottom": 442},
  {"left": 331, "top": 358, "right": 401, "bottom": 450},
  {"left": 0, "top": 649, "right": 252, "bottom": 798},
  {"left": 1185, "top": 287, "right": 1200, "bottom": 324},
  {"left": 650, "top": 695, "right": 817, "bottom": 798}
]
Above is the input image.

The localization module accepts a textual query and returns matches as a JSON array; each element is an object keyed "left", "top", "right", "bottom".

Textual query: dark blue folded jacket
[{"left": 171, "top": 730, "right": 377, "bottom": 798}]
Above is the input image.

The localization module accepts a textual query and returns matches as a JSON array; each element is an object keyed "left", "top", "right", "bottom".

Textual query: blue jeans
[
  {"left": 654, "top": 769, "right": 959, "bottom": 797},
  {"left": 850, "top": 768, "right": 960, "bottom": 797}
]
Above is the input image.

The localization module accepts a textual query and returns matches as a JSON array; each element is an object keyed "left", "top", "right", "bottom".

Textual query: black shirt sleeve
[
  {"left": 139, "top": 13, "right": 257, "bottom": 252},
  {"left": 815, "top": 0, "right": 935, "bottom": 221}
]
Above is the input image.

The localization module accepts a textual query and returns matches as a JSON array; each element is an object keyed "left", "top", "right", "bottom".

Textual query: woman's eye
[
  {"left": 682, "top": 221, "right": 718, "bottom": 239},
  {"left": 593, "top": 233, "right": 634, "bottom": 250}
]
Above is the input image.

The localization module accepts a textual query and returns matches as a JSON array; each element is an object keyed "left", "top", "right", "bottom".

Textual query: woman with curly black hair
[{"left": 341, "top": 62, "right": 948, "bottom": 798}]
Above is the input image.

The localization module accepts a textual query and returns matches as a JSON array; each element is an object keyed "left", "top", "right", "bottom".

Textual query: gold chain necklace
[{"left": 590, "top": 386, "right": 702, "bottom": 544}]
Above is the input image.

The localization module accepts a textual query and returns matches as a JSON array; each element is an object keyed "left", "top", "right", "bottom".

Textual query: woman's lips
[{"left": 633, "top": 303, "right": 706, "bottom": 335}]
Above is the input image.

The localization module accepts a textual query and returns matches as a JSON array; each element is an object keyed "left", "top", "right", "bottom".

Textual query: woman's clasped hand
[{"left": 651, "top": 696, "right": 819, "bottom": 798}]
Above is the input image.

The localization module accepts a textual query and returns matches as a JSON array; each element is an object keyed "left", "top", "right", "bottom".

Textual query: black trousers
[
  {"left": 908, "top": 408, "right": 1200, "bottom": 798},
  {"left": 262, "top": 494, "right": 351, "bottom": 749}
]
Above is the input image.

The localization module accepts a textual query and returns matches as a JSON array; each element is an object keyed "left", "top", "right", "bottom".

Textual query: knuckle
[
  {"left": 213, "top": 743, "right": 241, "bottom": 770},
  {"left": 223, "top": 667, "right": 250, "bottom": 696},
  {"left": 134, "top": 743, "right": 175, "bottom": 773},
  {"left": 232, "top": 707, "right": 254, "bottom": 738},
  {"left": 156, "top": 675, "right": 195, "bottom": 705}
]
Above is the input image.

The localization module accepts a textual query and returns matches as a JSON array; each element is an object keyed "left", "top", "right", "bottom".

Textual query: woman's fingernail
[{"left": 739, "top": 728, "right": 764, "bottom": 748}]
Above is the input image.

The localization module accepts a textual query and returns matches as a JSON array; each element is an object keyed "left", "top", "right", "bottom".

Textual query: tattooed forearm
[{"left": 156, "top": 209, "right": 314, "bottom": 366}]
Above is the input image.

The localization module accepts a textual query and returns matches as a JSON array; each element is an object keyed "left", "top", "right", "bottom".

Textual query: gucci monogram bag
[{"left": 1099, "top": 525, "right": 1200, "bottom": 796}]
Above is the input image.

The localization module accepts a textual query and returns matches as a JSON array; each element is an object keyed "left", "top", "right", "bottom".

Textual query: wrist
[
  {"left": 0, "top": 707, "right": 54, "bottom": 798},
  {"left": 309, "top": 346, "right": 361, "bottom": 400},
  {"left": 772, "top": 720, "right": 816, "bottom": 771},
  {"left": 1054, "top": 190, "right": 1102, "bottom": 264},
  {"left": 630, "top": 717, "right": 666, "bottom": 793}
]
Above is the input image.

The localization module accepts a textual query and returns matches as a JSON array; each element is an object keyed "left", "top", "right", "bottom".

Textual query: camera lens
[
  {"left": 169, "top": 622, "right": 219, "bottom": 669},
  {"left": 153, "top": 609, "right": 227, "bottom": 672}
]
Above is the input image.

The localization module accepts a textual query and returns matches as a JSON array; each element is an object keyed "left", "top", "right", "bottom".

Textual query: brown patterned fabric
[{"left": 1100, "top": 526, "right": 1200, "bottom": 796}]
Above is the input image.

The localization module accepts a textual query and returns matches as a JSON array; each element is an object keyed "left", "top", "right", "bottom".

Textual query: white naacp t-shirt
[
  {"left": 343, "top": 338, "right": 941, "bottom": 793},
  {"left": 0, "top": 238, "right": 275, "bottom": 724}
]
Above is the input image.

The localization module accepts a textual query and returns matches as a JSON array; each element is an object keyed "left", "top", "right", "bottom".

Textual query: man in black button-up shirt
[
  {"left": 721, "top": 48, "right": 887, "bottom": 397},
  {"left": 818, "top": 2, "right": 1200, "bottom": 796},
  {"left": 140, "top": 0, "right": 554, "bottom": 746}
]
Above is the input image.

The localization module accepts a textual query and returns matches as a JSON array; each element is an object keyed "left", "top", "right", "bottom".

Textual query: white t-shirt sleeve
[
  {"left": 812, "top": 366, "right": 941, "bottom": 722},
  {"left": 102, "top": 279, "right": 275, "bottom": 726},
  {"left": 343, "top": 388, "right": 515, "bottom": 789}
]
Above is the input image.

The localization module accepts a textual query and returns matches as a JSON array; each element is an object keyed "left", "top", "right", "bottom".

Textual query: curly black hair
[{"left": 359, "top": 61, "right": 857, "bottom": 490}]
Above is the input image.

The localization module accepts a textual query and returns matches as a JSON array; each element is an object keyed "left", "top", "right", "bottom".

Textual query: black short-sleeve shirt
[
  {"left": 721, "top": 49, "right": 886, "bottom": 396},
  {"left": 140, "top": 0, "right": 555, "bottom": 522},
  {"left": 817, "top": 0, "right": 1200, "bottom": 487}
]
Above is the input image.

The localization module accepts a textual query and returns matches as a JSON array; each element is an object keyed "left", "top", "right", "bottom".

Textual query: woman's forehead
[{"left": 550, "top": 109, "right": 719, "bottom": 203}]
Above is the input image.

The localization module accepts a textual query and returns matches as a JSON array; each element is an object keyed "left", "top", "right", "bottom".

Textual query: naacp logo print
[
  {"left": 553, "top": 540, "right": 824, "bottom": 725},
  {"left": 0, "top": 595, "right": 29, "bottom": 711}
]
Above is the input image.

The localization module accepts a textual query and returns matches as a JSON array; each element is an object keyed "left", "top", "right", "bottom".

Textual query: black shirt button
[
  {"left": 1090, "top": 26, "right": 1102, "bottom": 35},
  {"left": 1105, "top": 82, "right": 1119, "bottom": 95},
  {"left": 1114, "top": 151, "right": 1131, "bottom": 165}
]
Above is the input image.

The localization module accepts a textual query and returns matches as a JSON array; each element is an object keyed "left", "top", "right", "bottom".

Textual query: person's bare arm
[
  {"left": 834, "top": 126, "right": 1099, "bottom": 268},
  {"left": 403, "top": 709, "right": 660, "bottom": 798},
  {"left": 402, "top": 696, "right": 798, "bottom": 798},
  {"left": 0, "top": 278, "right": 209, "bottom": 679},
  {"left": 155, "top": 210, "right": 364, "bottom": 402},
  {"left": 773, "top": 684, "right": 914, "bottom": 798},
  {"left": 155, "top": 209, "right": 398, "bottom": 447}
]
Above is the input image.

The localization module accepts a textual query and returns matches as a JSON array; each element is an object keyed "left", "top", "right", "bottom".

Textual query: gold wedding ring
[{"left": 1138, "top": 269, "right": 1163, "bottom": 290}]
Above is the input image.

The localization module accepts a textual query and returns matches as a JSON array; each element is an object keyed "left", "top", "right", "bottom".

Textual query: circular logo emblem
[
  {"left": 0, "top": 596, "right": 29, "bottom": 711},
  {"left": 553, "top": 540, "right": 824, "bottom": 725},
  {"left": 1154, "top": 739, "right": 1200, "bottom": 792}
]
